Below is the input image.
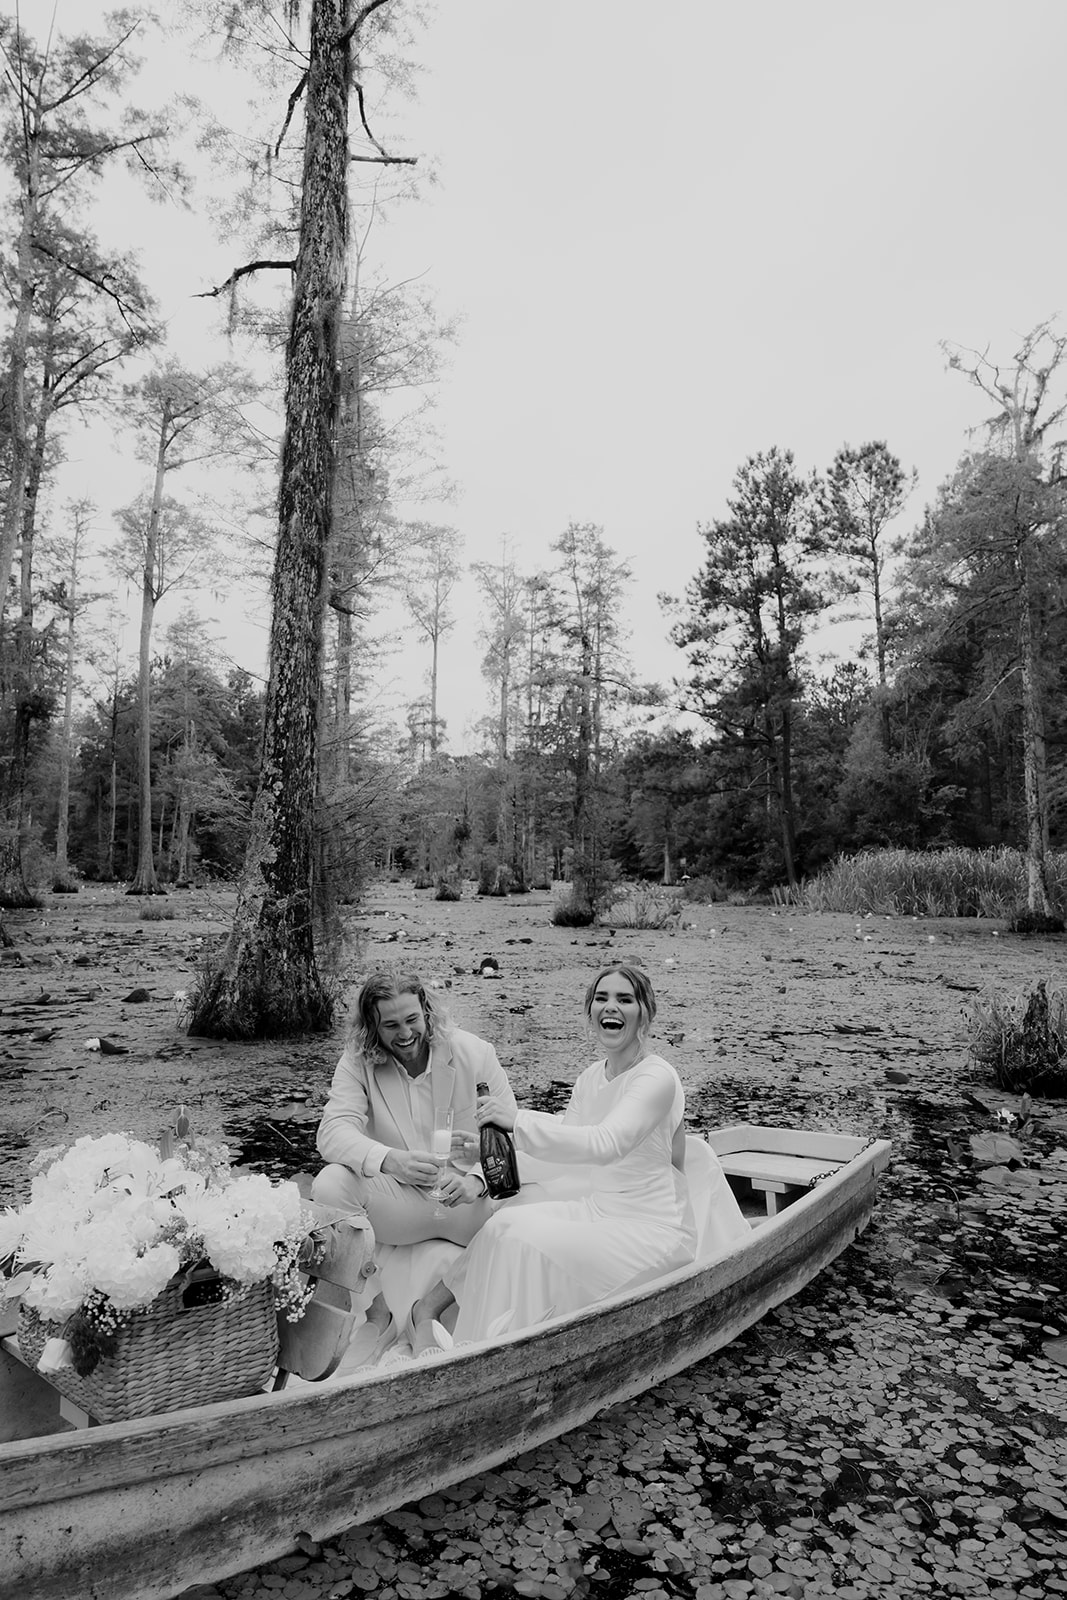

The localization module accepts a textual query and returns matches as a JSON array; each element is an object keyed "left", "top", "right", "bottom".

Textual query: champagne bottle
[{"left": 476, "top": 1080, "right": 520, "bottom": 1199}]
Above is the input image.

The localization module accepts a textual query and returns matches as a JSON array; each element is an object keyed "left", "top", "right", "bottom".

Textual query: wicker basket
[{"left": 18, "top": 1269, "right": 279, "bottom": 1423}]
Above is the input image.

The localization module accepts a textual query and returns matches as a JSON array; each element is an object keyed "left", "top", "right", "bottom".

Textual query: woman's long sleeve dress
[{"left": 445, "top": 1053, "right": 697, "bottom": 1341}]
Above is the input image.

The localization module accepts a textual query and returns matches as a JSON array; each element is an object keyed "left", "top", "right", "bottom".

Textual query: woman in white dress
[{"left": 413, "top": 964, "right": 700, "bottom": 1346}]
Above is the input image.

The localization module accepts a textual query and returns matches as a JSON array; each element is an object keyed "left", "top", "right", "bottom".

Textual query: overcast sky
[{"left": 16, "top": 0, "right": 1067, "bottom": 749}]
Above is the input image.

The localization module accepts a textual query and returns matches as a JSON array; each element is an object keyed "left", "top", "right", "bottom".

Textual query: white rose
[{"left": 36, "top": 1337, "right": 75, "bottom": 1374}]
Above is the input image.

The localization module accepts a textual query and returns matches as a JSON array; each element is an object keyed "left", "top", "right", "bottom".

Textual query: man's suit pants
[{"left": 311, "top": 1162, "right": 493, "bottom": 1246}]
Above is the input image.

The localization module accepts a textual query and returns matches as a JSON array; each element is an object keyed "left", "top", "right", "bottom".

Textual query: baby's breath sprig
[
  {"left": 272, "top": 1206, "right": 319, "bottom": 1323},
  {"left": 274, "top": 1267, "right": 317, "bottom": 1324},
  {"left": 66, "top": 1291, "right": 135, "bottom": 1376}
]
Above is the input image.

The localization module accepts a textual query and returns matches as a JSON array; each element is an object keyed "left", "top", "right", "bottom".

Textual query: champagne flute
[{"left": 430, "top": 1108, "right": 454, "bottom": 1217}]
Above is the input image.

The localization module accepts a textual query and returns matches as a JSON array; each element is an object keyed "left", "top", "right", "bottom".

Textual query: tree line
[{"left": 11, "top": 355, "right": 1066, "bottom": 923}]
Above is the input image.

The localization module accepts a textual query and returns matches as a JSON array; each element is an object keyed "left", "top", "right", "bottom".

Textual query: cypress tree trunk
[
  {"left": 1019, "top": 555, "right": 1052, "bottom": 915},
  {"left": 128, "top": 399, "right": 173, "bottom": 895},
  {"left": 0, "top": 136, "right": 38, "bottom": 617},
  {"left": 0, "top": 126, "right": 40, "bottom": 924},
  {"left": 128, "top": 563, "right": 161, "bottom": 893},
  {"left": 189, "top": 0, "right": 352, "bottom": 1037},
  {"left": 105, "top": 696, "right": 118, "bottom": 882},
  {"left": 777, "top": 703, "right": 800, "bottom": 891},
  {"left": 173, "top": 767, "right": 192, "bottom": 885},
  {"left": 0, "top": 530, "right": 38, "bottom": 909},
  {"left": 0, "top": 348, "right": 51, "bottom": 907},
  {"left": 53, "top": 547, "right": 79, "bottom": 890},
  {"left": 569, "top": 630, "right": 596, "bottom": 920}
]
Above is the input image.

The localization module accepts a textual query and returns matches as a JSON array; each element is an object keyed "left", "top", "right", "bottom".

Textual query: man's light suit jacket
[{"left": 316, "top": 1028, "right": 516, "bottom": 1177}]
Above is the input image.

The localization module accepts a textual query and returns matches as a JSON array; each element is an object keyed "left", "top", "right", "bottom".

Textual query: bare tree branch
[
  {"left": 273, "top": 70, "right": 307, "bottom": 159},
  {"left": 352, "top": 79, "right": 409, "bottom": 163},
  {"left": 33, "top": 132, "right": 166, "bottom": 202},
  {"left": 336, "top": 0, "right": 393, "bottom": 53},
  {"left": 328, "top": 585, "right": 370, "bottom": 617},
  {"left": 195, "top": 259, "right": 297, "bottom": 299},
  {"left": 41, "top": 23, "right": 142, "bottom": 116},
  {"left": 29, "top": 237, "right": 153, "bottom": 332},
  {"left": 275, "top": 6, "right": 413, "bottom": 167},
  {"left": 129, "top": 139, "right": 183, "bottom": 203}
]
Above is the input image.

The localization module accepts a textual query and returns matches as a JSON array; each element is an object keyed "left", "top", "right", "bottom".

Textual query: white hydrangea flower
[
  {"left": 21, "top": 1259, "right": 89, "bottom": 1322},
  {"left": 81, "top": 1237, "right": 182, "bottom": 1310},
  {"left": 183, "top": 1175, "right": 304, "bottom": 1284},
  {"left": 19, "top": 1201, "right": 85, "bottom": 1272},
  {"left": 5, "top": 1130, "right": 311, "bottom": 1326}
]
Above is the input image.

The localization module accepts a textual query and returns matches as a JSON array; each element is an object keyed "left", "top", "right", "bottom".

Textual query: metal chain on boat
[{"left": 807, "top": 1136, "right": 879, "bottom": 1189}]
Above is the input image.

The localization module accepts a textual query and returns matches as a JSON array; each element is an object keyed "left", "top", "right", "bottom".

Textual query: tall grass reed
[
  {"left": 601, "top": 885, "right": 683, "bottom": 931},
  {"left": 969, "top": 980, "right": 1067, "bottom": 1095},
  {"left": 799, "top": 847, "right": 1067, "bottom": 918}
]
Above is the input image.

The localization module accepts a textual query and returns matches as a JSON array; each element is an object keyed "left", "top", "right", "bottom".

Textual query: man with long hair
[{"left": 312, "top": 967, "right": 515, "bottom": 1356}]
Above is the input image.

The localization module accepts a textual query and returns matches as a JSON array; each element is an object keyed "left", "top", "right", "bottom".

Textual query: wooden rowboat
[{"left": 0, "top": 1124, "right": 890, "bottom": 1600}]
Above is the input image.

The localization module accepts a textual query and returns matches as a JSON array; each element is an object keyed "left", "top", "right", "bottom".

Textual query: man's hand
[
  {"left": 380, "top": 1148, "right": 441, "bottom": 1187},
  {"left": 433, "top": 1169, "right": 486, "bottom": 1208}
]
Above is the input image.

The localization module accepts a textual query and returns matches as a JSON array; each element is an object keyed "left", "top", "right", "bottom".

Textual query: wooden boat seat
[{"left": 717, "top": 1151, "right": 843, "bottom": 1216}]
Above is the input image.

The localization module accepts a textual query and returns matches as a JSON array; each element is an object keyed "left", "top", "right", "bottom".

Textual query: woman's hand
[
  {"left": 451, "top": 1130, "right": 479, "bottom": 1167},
  {"left": 475, "top": 1093, "right": 515, "bottom": 1131}
]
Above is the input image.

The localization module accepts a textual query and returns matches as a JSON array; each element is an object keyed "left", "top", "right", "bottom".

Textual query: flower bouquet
[{"left": 0, "top": 1111, "right": 315, "bottom": 1421}]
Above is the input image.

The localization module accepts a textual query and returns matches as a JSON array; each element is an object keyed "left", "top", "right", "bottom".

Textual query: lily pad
[
  {"left": 1040, "top": 1336, "right": 1067, "bottom": 1368},
  {"left": 969, "top": 1132, "right": 1026, "bottom": 1168},
  {"left": 1024, "top": 1490, "right": 1067, "bottom": 1522}
]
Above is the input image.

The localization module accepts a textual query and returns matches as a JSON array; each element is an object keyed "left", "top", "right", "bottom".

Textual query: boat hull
[{"left": 0, "top": 1130, "right": 890, "bottom": 1600}]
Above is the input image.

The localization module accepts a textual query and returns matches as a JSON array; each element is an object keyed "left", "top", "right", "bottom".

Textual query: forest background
[{"left": 2, "top": 0, "right": 1067, "bottom": 979}]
